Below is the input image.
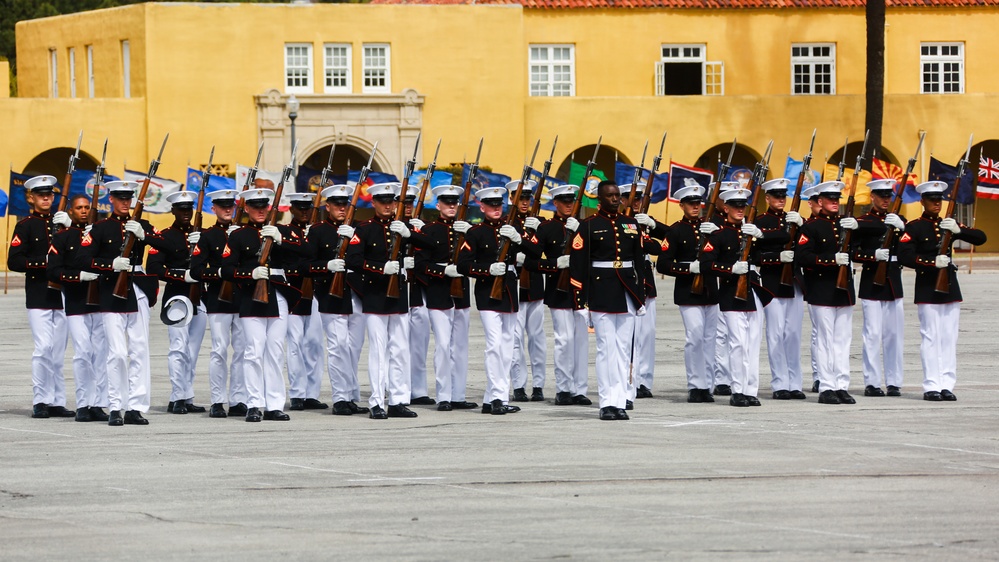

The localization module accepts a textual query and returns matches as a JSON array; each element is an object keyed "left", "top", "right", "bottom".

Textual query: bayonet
[
  {"left": 149, "top": 133, "right": 168, "bottom": 179},
  {"left": 69, "top": 130, "right": 82, "bottom": 175},
  {"left": 854, "top": 130, "right": 870, "bottom": 176},
  {"left": 836, "top": 136, "right": 849, "bottom": 181},
  {"left": 956, "top": 133, "right": 974, "bottom": 178}
]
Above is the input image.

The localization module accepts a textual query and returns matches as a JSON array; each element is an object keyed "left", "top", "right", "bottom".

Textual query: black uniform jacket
[
  {"left": 528, "top": 217, "right": 576, "bottom": 310},
  {"left": 346, "top": 216, "right": 428, "bottom": 315},
  {"left": 795, "top": 212, "right": 855, "bottom": 307},
  {"left": 77, "top": 213, "right": 167, "bottom": 312},
  {"left": 406, "top": 217, "right": 434, "bottom": 309},
  {"left": 514, "top": 214, "right": 546, "bottom": 303},
  {"left": 457, "top": 218, "right": 532, "bottom": 313},
  {"left": 190, "top": 222, "right": 240, "bottom": 315},
  {"left": 281, "top": 220, "right": 316, "bottom": 316},
  {"left": 147, "top": 223, "right": 204, "bottom": 314},
  {"left": 656, "top": 216, "right": 719, "bottom": 306},
  {"left": 754, "top": 209, "right": 795, "bottom": 298},
  {"left": 46, "top": 224, "right": 99, "bottom": 316},
  {"left": 414, "top": 218, "right": 469, "bottom": 311},
  {"left": 9, "top": 212, "right": 64, "bottom": 310},
  {"left": 568, "top": 209, "right": 646, "bottom": 313},
  {"left": 851, "top": 209, "right": 905, "bottom": 301},
  {"left": 703, "top": 220, "right": 772, "bottom": 312},
  {"left": 305, "top": 217, "right": 353, "bottom": 315},
  {"left": 638, "top": 218, "right": 669, "bottom": 300},
  {"left": 220, "top": 222, "right": 306, "bottom": 318},
  {"left": 897, "top": 212, "right": 987, "bottom": 304}
]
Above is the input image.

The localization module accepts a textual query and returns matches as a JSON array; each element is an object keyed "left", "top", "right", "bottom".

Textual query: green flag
[{"left": 569, "top": 160, "right": 607, "bottom": 208}]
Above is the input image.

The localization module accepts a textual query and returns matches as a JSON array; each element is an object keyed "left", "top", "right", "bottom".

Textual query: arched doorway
[{"left": 23, "top": 147, "right": 99, "bottom": 177}]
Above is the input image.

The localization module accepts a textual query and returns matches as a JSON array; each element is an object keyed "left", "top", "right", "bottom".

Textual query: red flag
[{"left": 872, "top": 158, "right": 917, "bottom": 187}]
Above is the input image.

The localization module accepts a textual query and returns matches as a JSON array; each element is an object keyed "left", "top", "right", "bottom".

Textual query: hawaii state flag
[{"left": 978, "top": 154, "right": 999, "bottom": 200}]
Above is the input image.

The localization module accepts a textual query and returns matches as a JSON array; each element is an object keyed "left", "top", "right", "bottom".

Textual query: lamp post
[{"left": 288, "top": 94, "right": 300, "bottom": 162}]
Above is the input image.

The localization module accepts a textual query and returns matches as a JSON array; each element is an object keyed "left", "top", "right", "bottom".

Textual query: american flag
[{"left": 977, "top": 155, "right": 999, "bottom": 199}]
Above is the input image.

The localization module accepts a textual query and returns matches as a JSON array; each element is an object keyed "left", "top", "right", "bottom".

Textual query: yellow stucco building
[{"left": 2, "top": 0, "right": 998, "bottom": 263}]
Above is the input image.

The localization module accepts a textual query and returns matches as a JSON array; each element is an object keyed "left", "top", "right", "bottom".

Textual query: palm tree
[{"left": 865, "top": 0, "right": 886, "bottom": 169}]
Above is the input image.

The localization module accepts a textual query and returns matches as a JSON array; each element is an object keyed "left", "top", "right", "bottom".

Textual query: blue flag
[
  {"left": 927, "top": 157, "right": 976, "bottom": 205},
  {"left": 186, "top": 167, "right": 238, "bottom": 215},
  {"left": 347, "top": 170, "right": 399, "bottom": 208},
  {"left": 461, "top": 165, "right": 510, "bottom": 191},
  {"left": 9, "top": 169, "right": 117, "bottom": 217},
  {"left": 614, "top": 162, "right": 670, "bottom": 204},
  {"left": 667, "top": 162, "right": 714, "bottom": 202},
  {"left": 0, "top": 188, "right": 7, "bottom": 217},
  {"left": 782, "top": 157, "right": 818, "bottom": 196},
  {"left": 528, "top": 169, "right": 566, "bottom": 212},
  {"left": 407, "top": 168, "right": 454, "bottom": 209}
]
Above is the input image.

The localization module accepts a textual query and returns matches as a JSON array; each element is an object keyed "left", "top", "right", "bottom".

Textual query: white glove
[
  {"left": 516, "top": 252, "right": 525, "bottom": 267},
  {"left": 337, "top": 224, "right": 355, "bottom": 239},
  {"left": 453, "top": 220, "right": 471, "bottom": 234},
  {"left": 124, "top": 220, "right": 145, "bottom": 240},
  {"left": 112, "top": 257, "right": 131, "bottom": 272},
  {"left": 634, "top": 213, "right": 655, "bottom": 229},
  {"left": 699, "top": 222, "right": 719, "bottom": 235},
  {"left": 409, "top": 218, "right": 425, "bottom": 232},
  {"left": 251, "top": 266, "right": 270, "bottom": 280},
  {"left": 939, "top": 218, "right": 960, "bottom": 234},
  {"left": 935, "top": 255, "right": 951, "bottom": 269},
  {"left": 575, "top": 308, "right": 591, "bottom": 325},
  {"left": 489, "top": 262, "right": 507, "bottom": 276},
  {"left": 636, "top": 305, "right": 647, "bottom": 317},
  {"left": 227, "top": 225, "right": 240, "bottom": 236},
  {"left": 327, "top": 259, "right": 345, "bottom": 273},
  {"left": 79, "top": 271, "right": 99, "bottom": 282},
  {"left": 556, "top": 255, "right": 570, "bottom": 269},
  {"left": 785, "top": 211, "right": 803, "bottom": 227},
  {"left": 303, "top": 225, "right": 311, "bottom": 238},
  {"left": 403, "top": 256, "right": 415, "bottom": 270},
  {"left": 389, "top": 221, "right": 411, "bottom": 239},
  {"left": 52, "top": 211, "right": 71, "bottom": 228},
  {"left": 183, "top": 270, "right": 197, "bottom": 283},
  {"left": 260, "top": 225, "right": 282, "bottom": 245},
  {"left": 780, "top": 250, "right": 795, "bottom": 263},
  {"left": 884, "top": 213, "right": 905, "bottom": 230},
  {"left": 741, "top": 223, "right": 763, "bottom": 239},
  {"left": 565, "top": 217, "right": 580, "bottom": 232},
  {"left": 83, "top": 224, "right": 93, "bottom": 236},
  {"left": 731, "top": 261, "right": 749, "bottom": 275},
  {"left": 383, "top": 261, "right": 400, "bottom": 276},
  {"left": 524, "top": 216, "right": 541, "bottom": 231},
  {"left": 499, "top": 225, "right": 521, "bottom": 245},
  {"left": 688, "top": 261, "right": 701, "bottom": 275},
  {"left": 875, "top": 248, "right": 890, "bottom": 262},
  {"left": 835, "top": 252, "right": 850, "bottom": 266},
  {"left": 839, "top": 217, "right": 859, "bottom": 231},
  {"left": 187, "top": 231, "right": 201, "bottom": 246},
  {"left": 444, "top": 264, "right": 462, "bottom": 278}
]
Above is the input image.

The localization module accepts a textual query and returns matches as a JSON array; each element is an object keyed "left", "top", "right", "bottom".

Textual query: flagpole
[
  {"left": 969, "top": 147, "right": 983, "bottom": 275},
  {"left": 5, "top": 162, "right": 10, "bottom": 295}
]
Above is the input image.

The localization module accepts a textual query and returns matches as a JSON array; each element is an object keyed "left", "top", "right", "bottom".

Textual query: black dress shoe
[
  {"left": 746, "top": 395, "right": 761, "bottom": 406},
  {"left": 554, "top": 392, "right": 574, "bottom": 405},
  {"left": 108, "top": 410, "right": 124, "bottom": 426},
  {"left": 713, "top": 384, "right": 732, "bottom": 396},
  {"left": 940, "top": 389, "right": 957, "bottom": 401},
  {"left": 245, "top": 407, "right": 262, "bottom": 422},
  {"left": 48, "top": 405, "right": 76, "bottom": 417},
  {"left": 32, "top": 403, "right": 50, "bottom": 419},
  {"left": 512, "top": 388, "right": 530, "bottom": 402},
  {"left": 209, "top": 403, "right": 227, "bottom": 418},
  {"left": 369, "top": 405, "right": 388, "bottom": 419},
  {"left": 614, "top": 408, "right": 630, "bottom": 420},
  {"left": 387, "top": 404, "right": 418, "bottom": 418},
  {"left": 228, "top": 403, "right": 248, "bottom": 417},
  {"left": 573, "top": 394, "right": 593, "bottom": 406},
  {"left": 173, "top": 401, "right": 188, "bottom": 415},
  {"left": 864, "top": 385, "right": 886, "bottom": 397},
  {"left": 75, "top": 407, "right": 92, "bottom": 422},
  {"left": 489, "top": 399, "right": 506, "bottom": 415},
  {"left": 687, "top": 389, "right": 703, "bottom": 403},
  {"left": 450, "top": 401, "right": 478, "bottom": 410},
  {"left": 88, "top": 407, "right": 109, "bottom": 422},
  {"left": 599, "top": 407, "right": 617, "bottom": 420},
  {"left": 167, "top": 401, "right": 176, "bottom": 413},
  {"left": 636, "top": 385, "right": 653, "bottom": 399},
  {"left": 772, "top": 390, "right": 791, "bottom": 400},
  {"left": 531, "top": 387, "right": 545, "bottom": 401},
  {"left": 437, "top": 401, "right": 453, "bottom": 411},
  {"left": 347, "top": 401, "right": 369, "bottom": 414},
  {"left": 186, "top": 403, "right": 207, "bottom": 413},
  {"left": 700, "top": 389, "right": 715, "bottom": 402},
  {"left": 289, "top": 398, "right": 305, "bottom": 411},
  {"left": 263, "top": 410, "right": 291, "bottom": 421},
  {"left": 332, "top": 401, "right": 354, "bottom": 415},
  {"left": 481, "top": 403, "right": 492, "bottom": 414},
  {"left": 835, "top": 390, "right": 856, "bottom": 404},
  {"left": 303, "top": 398, "right": 329, "bottom": 409},
  {"left": 923, "top": 391, "right": 943, "bottom": 402},
  {"left": 811, "top": 380, "right": 820, "bottom": 393},
  {"left": 410, "top": 396, "right": 436, "bottom": 406},
  {"left": 503, "top": 404, "right": 521, "bottom": 413},
  {"left": 886, "top": 386, "right": 901, "bottom": 397},
  {"left": 123, "top": 411, "right": 149, "bottom": 425},
  {"left": 625, "top": 400, "right": 634, "bottom": 411},
  {"left": 818, "top": 390, "right": 841, "bottom": 404},
  {"left": 729, "top": 393, "right": 750, "bottom": 407},
  {"left": 789, "top": 390, "right": 807, "bottom": 400}
]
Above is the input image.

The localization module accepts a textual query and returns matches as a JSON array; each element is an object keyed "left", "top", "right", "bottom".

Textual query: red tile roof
[{"left": 370, "top": 0, "right": 998, "bottom": 7}]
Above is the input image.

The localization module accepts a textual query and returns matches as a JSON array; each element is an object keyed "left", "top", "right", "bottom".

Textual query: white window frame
[
  {"left": 920, "top": 42, "right": 964, "bottom": 94},
  {"left": 121, "top": 40, "right": 130, "bottom": 98},
  {"left": 68, "top": 47, "right": 76, "bottom": 97},
  {"left": 49, "top": 49, "right": 58, "bottom": 97},
  {"left": 86, "top": 45, "right": 94, "bottom": 98},
  {"left": 529, "top": 44, "right": 575, "bottom": 97},
  {"left": 655, "top": 44, "right": 723, "bottom": 96},
  {"left": 284, "top": 43, "right": 313, "bottom": 94},
  {"left": 323, "top": 43, "right": 352, "bottom": 94},
  {"left": 791, "top": 43, "right": 836, "bottom": 95},
  {"left": 661, "top": 43, "right": 705, "bottom": 62},
  {"left": 362, "top": 43, "right": 391, "bottom": 93}
]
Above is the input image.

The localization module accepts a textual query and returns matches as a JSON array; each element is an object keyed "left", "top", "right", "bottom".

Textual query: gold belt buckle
[{"left": 612, "top": 260, "right": 622, "bottom": 269}]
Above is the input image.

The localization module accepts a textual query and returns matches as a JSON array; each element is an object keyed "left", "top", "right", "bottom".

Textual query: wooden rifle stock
[
  {"left": 189, "top": 202, "right": 204, "bottom": 307},
  {"left": 734, "top": 175, "right": 765, "bottom": 302},
  {"left": 872, "top": 177, "right": 910, "bottom": 286},
  {"left": 252, "top": 175, "right": 288, "bottom": 304},
  {"left": 690, "top": 181, "right": 723, "bottom": 296},
  {"left": 111, "top": 175, "right": 152, "bottom": 299},
  {"left": 835, "top": 177, "right": 861, "bottom": 291},
  {"left": 329, "top": 176, "right": 367, "bottom": 299},
  {"left": 490, "top": 181, "right": 529, "bottom": 301},
  {"left": 554, "top": 189, "right": 586, "bottom": 293},
  {"left": 934, "top": 177, "right": 963, "bottom": 294},
  {"left": 385, "top": 176, "right": 413, "bottom": 299},
  {"left": 449, "top": 174, "right": 475, "bottom": 299},
  {"left": 779, "top": 178, "right": 808, "bottom": 287}
]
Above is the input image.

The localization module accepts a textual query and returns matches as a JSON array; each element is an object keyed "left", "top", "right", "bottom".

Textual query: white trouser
[
  {"left": 66, "top": 312, "right": 107, "bottom": 408},
  {"left": 409, "top": 304, "right": 431, "bottom": 398},
  {"left": 287, "top": 299, "right": 323, "bottom": 400},
  {"left": 103, "top": 285, "right": 151, "bottom": 413},
  {"left": 810, "top": 304, "right": 853, "bottom": 392},
  {"left": 425, "top": 308, "right": 453, "bottom": 402},
  {"left": 26, "top": 308, "right": 69, "bottom": 407},
  {"left": 917, "top": 302, "right": 960, "bottom": 393},
  {"left": 480, "top": 310, "right": 516, "bottom": 404},
  {"left": 592, "top": 298, "right": 636, "bottom": 410},
  {"left": 764, "top": 288, "right": 805, "bottom": 392},
  {"left": 347, "top": 292, "right": 366, "bottom": 401},
  {"left": 550, "top": 308, "right": 589, "bottom": 395},
  {"left": 319, "top": 313, "right": 351, "bottom": 403},
  {"left": 809, "top": 308, "right": 819, "bottom": 382},
  {"left": 724, "top": 294, "right": 764, "bottom": 397},
  {"left": 511, "top": 299, "right": 547, "bottom": 391},
  {"left": 167, "top": 302, "right": 207, "bottom": 403},
  {"left": 451, "top": 308, "right": 471, "bottom": 402},
  {"left": 713, "top": 305, "right": 731, "bottom": 388},
  {"left": 679, "top": 305, "right": 718, "bottom": 390},
  {"left": 633, "top": 297, "right": 657, "bottom": 391},
  {"left": 861, "top": 298, "right": 904, "bottom": 389},
  {"left": 240, "top": 293, "right": 288, "bottom": 411},
  {"left": 365, "top": 312, "right": 411, "bottom": 409},
  {"left": 207, "top": 312, "right": 247, "bottom": 406}
]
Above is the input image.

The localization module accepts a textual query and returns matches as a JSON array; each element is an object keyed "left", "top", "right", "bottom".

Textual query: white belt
[
  {"left": 436, "top": 262, "right": 451, "bottom": 267},
  {"left": 129, "top": 266, "right": 146, "bottom": 274},
  {"left": 890, "top": 256, "right": 898, "bottom": 262},
  {"left": 270, "top": 268, "right": 286, "bottom": 277},
  {"left": 592, "top": 260, "right": 633, "bottom": 269}
]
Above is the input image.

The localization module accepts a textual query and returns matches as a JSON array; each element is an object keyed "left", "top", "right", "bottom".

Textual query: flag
[
  {"left": 782, "top": 157, "right": 819, "bottom": 197},
  {"left": 528, "top": 170, "right": 566, "bottom": 212},
  {"left": 186, "top": 167, "right": 238, "bottom": 214},
  {"left": 872, "top": 158, "right": 919, "bottom": 203},
  {"left": 0, "top": 188, "right": 7, "bottom": 217},
  {"left": 567, "top": 160, "right": 607, "bottom": 209},
  {"left": 236, "top": 164, "right": 293, "bottom": 211},
  {"left": 124, "top": 170, "right": 183, "bottom": 214},
  {"left": 348, "top": 170, "right": 400, "bottom": 208},
  {"left": 9, "top": 169, "right": 118, "bottom": 217},
  {"left": 407, "top": 167, "right": 454, "bottom": 209},
  {"left": 927, "top": 157, "right": 976, "bottom": 205},
  {"left": 823, "top": 163, "right": 873, "bottom": 206},
  {"left": 725, "top": 166, "right": 753, "bottom": 188},
  {"left": 8, "top": 171, "right": 31, "bottom": 217},
  {"left": 667, "top": 162, "right": 714, "bottom": 203},
  {"left": 978, "top": 155, "right": 999, "bottom": 200},
  {"left": 614, "top": 162, "right": 669, "bottom": 204}
]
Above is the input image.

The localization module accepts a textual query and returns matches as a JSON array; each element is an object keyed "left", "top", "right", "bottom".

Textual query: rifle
[
  {"left": 48, "top": 130, "right": 83, "bottom": 290},
  {"left": 188, "top": 146, "right": 214, "bottom": 307},
  {"left": 835, "top": 131, "right": 870, "bottom": 291},
  {"left": 406, "top": 138, "right": 442, "bottom": 282},
  {"left": 219, "top": 141, "right": 265, "bottom": 303},
  {"left": 555, "top": 137, "right": 602, "bottom": 293},
  {"left": 934, "top": 134, "right": 974, "bottom": 294},
  {"left": 639, "top": 134, "right": 666, "bottom": 216},
  {"left": 299, "top": 142, "right": 336, "bottom": 301},
  {"left": 252, "top": 142, "right": 297, "bottom": 304},
  {"left": 873, "top": 131, "right": 926, "bottom": 286},
  {"left": 490, "top": 139, "right": 540, "bottom": 301},
  {"left": 386, "top": 133, "right": 421, "bottom": 299},
  {"left": 520, "top": 136, "right": 557, "bottom": 290},
  {"left": 112, "top": 133, "right": 168, "bottom": 299},
  {"left": 85, "top": 139, "right": 108, "bottom": 306},
  {"left": 449, "top": 138, "right": 484, "bottom": 299},
  {"left": 691, "top": 137, "right": 736, "bottom": 295},
  {"left": 622, "top": 140, "right": 648, "bottom": 217},
  {"left": 330, "top": 142, "right": 379, "bottom": 298},
  {"left": 734, "top": 140, "right": 774, "bottom": 301},
  {"left": 778, "top": 129, "right": 817, "bottom": 286}
]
